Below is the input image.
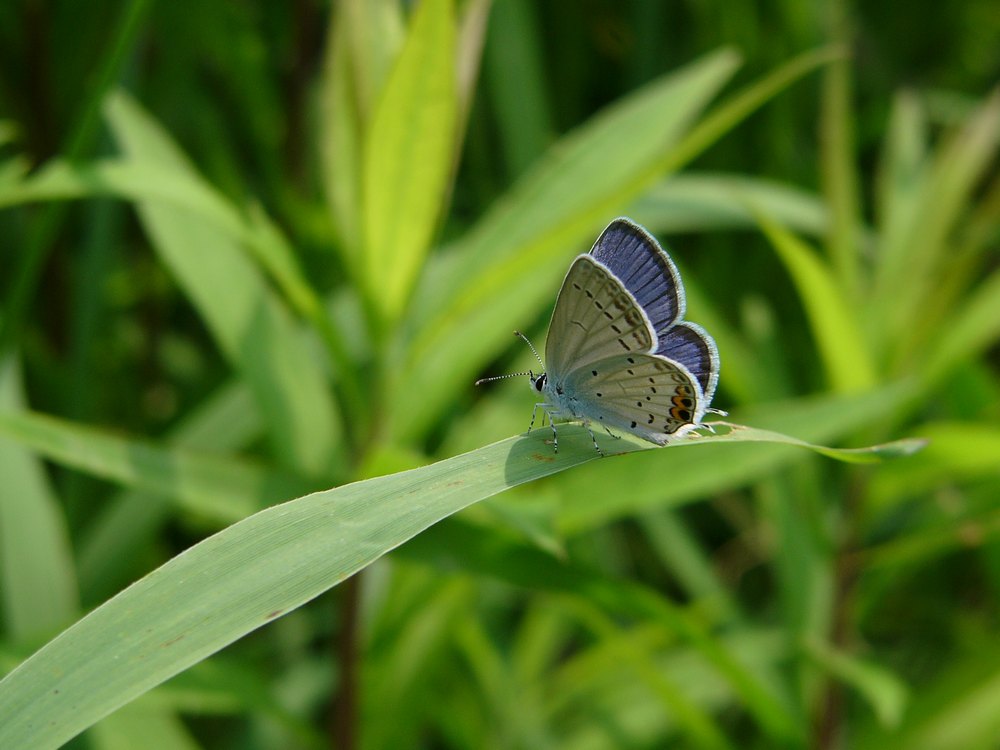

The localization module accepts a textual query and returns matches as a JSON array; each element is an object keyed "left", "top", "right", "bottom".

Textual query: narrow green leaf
[
  {"left": 756, "top": 211, "right": 877, "bottom": 392},
  {"left": 873, "top": 91, "right": 928, "bottom": 293},
  {"left": 818, "top": 22, "right": 862, "bottom": 297},
  {"left": 319, "top": 6, "right": 364, "bottom": 261},
  {"left": 401, "top": 520, "right": 796, "bottom": 740},
  {"left": 320, "top": 0, "right": 406, "bottom": 266},
  {"left": 869, "top": 421, "right": 1000, "bottom": 509},
  {"left": 682, "top": 422, "right": 926, "bottom": 463},
  {"left": 483, "top": 0, "right": 554, "bottom": 178},
  {"left": 877, "top": 91, "right": 1000, "bottom": 353},
  {"left": 77, "top": 381, "right": 264, "bottom": 602},
  {"left": 0, "top": 410, "right": 307, "bottom": 524},
  {"left": 0, "top": 159, "right": 246, "bottom": 231},
  {"left": 0, "top": 357, "right": 78, "bottom": 639},
  {"left": 631, "top": 173, "right": 831, "bottom": 237},
  {"left": 0, "top": 405, "right": 919, "bottom": 747},
  {"left": 554, "top": 382, "right": 922, "bottom": 532},
  {"left": 0, "top": 433, "right": 601, "bottom": 748},
  {"left": 921, "top": 265, "right": 1000, "bottom": 384},
  {"left": 804, "top": 638, "right": 909, "bottom": 728},
  {"left": 363, "top": 0, "right": 457, "bottom": 323},
  {"left": 341, "top": 0, "right": 405, "bottom": 120},
  {"left": 104, "top": 92, "right": 343, "bottom": 476},
  {"left": 0, "top": 158, "right": 361, "bottom": 427}
]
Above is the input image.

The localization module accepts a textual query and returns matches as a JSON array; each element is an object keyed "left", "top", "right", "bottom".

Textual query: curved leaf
[{"left": 0, "top": 408, "right": 922, "bottom": 748}]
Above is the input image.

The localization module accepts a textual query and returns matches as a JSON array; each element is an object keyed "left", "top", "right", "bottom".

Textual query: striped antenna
[
  {"left": 475, "top": 331, "right": 545, "bottom": 386},
  {"left": 513, "top": 330, "right": 544, "bottom": 369},
  {"left": 475, "top": 371, "right": 531, "bottom": 386}
]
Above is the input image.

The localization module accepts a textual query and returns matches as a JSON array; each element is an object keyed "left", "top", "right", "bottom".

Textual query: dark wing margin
[{"left": 589, "top": 217, "right": 685, "bottom": 337}]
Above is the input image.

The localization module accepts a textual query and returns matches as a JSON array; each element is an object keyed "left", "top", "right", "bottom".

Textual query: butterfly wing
[
  {"left": 590, "top": 218, "right": 719, "bottom": 414},
  {"left": 656, "top": 321, "right": 719, "bottom": 413},
  {"left": 544, "top": 255, "right": 657, "bottom": 379},
  {"left": 590, "top": 218, "right": 685, "bottom": 344},
  {"left": 561, "top": 352, "right": 703, "bottom": 444},
  {"left": 541, "top": 218, "right": 719, "bottom": 444}
]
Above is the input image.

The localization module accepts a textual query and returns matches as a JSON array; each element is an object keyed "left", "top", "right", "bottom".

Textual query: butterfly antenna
[
  {"left": 474, "top": 331, "right": 544, "bottom": 387},
  {"left": 513, "top": 330, "right": 545, "bottom": 369},
  {"left": 475, "top": 371, "right": 531, "bottom": 386}
]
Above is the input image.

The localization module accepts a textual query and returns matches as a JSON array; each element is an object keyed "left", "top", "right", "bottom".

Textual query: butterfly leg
[
  {"left": 530, "top": 403, "right": 561, "bottom": 452},
  {"left": 583, "top": 421, "right": 604, "bottom": 456},
  {"left": 529, "top": 403, "right": 556, "bottom": 431}
]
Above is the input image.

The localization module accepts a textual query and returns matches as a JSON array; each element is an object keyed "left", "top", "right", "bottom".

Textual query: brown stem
[
  {"left": 331, "top": 573, "right": 361, "bottom": 750},
  {"left": 813, "top": 473, "right": 865, "bottom": 749}
]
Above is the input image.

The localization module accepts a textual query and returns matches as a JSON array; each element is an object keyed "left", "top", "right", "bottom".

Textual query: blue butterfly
[{"left": 479, "top": 217, "right": 720, "bottom": 453}]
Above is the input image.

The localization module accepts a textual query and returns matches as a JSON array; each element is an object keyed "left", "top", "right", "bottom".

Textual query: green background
[{"left": 1, "top": 0, "right": 998, "bottom": 747}]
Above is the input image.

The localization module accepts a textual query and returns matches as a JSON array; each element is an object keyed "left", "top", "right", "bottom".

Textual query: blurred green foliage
[{"left": 1, "top": 0, "right": 999, "bottom": 747}]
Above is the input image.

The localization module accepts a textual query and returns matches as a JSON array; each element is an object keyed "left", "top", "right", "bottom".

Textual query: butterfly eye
[{"left": 534, "top": 373, "right": 547, "bottom": 392}]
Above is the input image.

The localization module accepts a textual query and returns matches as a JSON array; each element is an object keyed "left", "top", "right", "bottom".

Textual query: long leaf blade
[
  {"left": 0, "top": 416, "right": 919, "bottom": 747},
  {"left": 104, "top": 92, "right": 343, "bottom": 476},
  {"left": 363, "top": 0, "right": 457, "bottom": 323}
]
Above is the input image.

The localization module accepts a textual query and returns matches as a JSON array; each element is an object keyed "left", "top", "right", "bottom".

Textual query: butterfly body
[{"left": 480, "top": 218, "right": 719, "bottom": 453}]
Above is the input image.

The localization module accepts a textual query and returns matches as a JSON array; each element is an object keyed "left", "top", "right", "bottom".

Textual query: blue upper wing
[
  {"left": 590, "top": 218, "right": 719, "bottom": 406},
  {"left": 589, "top": 218, "right": 685, "bottom": 343}
]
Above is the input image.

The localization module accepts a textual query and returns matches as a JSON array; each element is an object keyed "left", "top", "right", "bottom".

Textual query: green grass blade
[
  {"left": 876, "top": 91, "right": 1000, "bottom": 355},
  {"left": 921, "top": 265, "right": 1000, "bottom": 384},
  {"left": 77, "top": 382, "right": 263, "bottom": 602},
  {"left": 0, "top": 159, "right": 234, "bottom": 218},
  {"left": 0, "top": 357, "right": 78, "bottom": 639},
  {"left": 103, "top": 92, "right": 343, "bottom": 476},
  {"left": 400, "top": 519, "right": 798, "bottom": 740},
  {"left": 320, "top": 10, "right": 364, "bottom": 261},
  {"left": 818, "top": 23, "right": 862, "bottom": 297},
  {"left": 631, "top": 172, "right": 830, "bottom": 237},
  {"left": 869, "top": 421, "right": 1000, "bottom": 509},
  {"left": 804, "top": 638, "right": 908, "bottom": 728},
  {"left": 555, "top": 382, "right": 922, "bottom": 532},
  {"left": 362, "top": 0, "right": 457, "bottom": 324},
  {"left": 482, "top": 0, "right": 553, "bottom": 179},
  {"left": 0, "top": 433, "right": 602, "bottom": 748},
  {"left": 0, "top": 410, "right": 307, "bottom": 524},
  {"left": 756, "top": 211, "right": 877, "bottom": 392},
  {"left": 0, "top": 402, "right": 919, "bottom": 747},
  {"left": 683, "top": 422, "right": 926, "bottom": 463},
  {"left": 0, "top": 159, "right": 353, "bottom": 401},
  {"left": 873, "top": 92, "right": 928, "bottom": 300}
]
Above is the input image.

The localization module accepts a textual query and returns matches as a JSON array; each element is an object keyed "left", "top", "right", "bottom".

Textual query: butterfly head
[{"left": 530, "top": 371, "right": 547, "bottom": 393}]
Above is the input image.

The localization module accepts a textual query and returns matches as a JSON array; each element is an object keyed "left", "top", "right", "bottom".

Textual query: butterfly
[{"left": 477, "top": 217, "right": 720, "bottom": 453}]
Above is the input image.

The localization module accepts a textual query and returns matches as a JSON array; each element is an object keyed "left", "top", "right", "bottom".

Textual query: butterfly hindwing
[
  {"left": 562, "top": 353, "right": 702, "bottom": 443},
  {"left": 655, "top": 321, "right": 719, "bottom": 407},
  {"left": 544, "top": 255, "right": 656, "bottom": 379}
]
